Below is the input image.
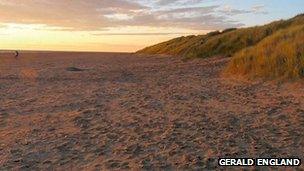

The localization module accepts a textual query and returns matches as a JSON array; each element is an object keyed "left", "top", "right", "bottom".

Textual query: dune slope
[
  {"left": 137, "top": 14, "right": 304, "bottom": 59},
  {"left": 224, "top": 25, "right": 304, "bottom": 80}
]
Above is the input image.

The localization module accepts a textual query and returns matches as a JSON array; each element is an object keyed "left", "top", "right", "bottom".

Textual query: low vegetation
[
  {"left": 224, "top": 25, "right": 304, "bottom": 80},
  {"left": 137, "top": 14, "right": 304, "bottom": 59},
  {"left": 138, "top": 14, "right": 304, "bottom": 80}
]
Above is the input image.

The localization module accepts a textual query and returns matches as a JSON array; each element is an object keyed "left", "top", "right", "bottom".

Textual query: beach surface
[{"left": 0, "top": 52, "right": 303, "bottom": 170}]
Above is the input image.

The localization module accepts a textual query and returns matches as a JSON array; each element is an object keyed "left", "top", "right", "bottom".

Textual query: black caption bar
[{"left": 218, "top": 158, "right": 301, "bottom": 166}]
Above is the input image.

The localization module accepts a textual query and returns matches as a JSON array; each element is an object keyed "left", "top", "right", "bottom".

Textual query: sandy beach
[{"left": 0, "top": 52, "right": 303, "bottom": 170}]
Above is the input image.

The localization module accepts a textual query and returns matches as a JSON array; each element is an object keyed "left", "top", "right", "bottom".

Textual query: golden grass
[
  {"left": 137, "top": 14, "right": 304, "bottom": 59},
  {"left": 138, "top": 14, "right": 304, "bottom": 80},
  {"left": 224, "top": 25, "right": 304, "bottom": 80}
]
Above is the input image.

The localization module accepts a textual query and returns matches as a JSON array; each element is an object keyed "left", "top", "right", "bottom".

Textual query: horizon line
[{"left": 0, "top": 49, "right": 136, "bottom": 54}]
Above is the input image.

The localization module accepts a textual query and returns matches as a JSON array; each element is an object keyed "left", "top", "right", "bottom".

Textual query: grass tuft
[{"left": 224, "top": 25, "right": 304, "bottom": 80}]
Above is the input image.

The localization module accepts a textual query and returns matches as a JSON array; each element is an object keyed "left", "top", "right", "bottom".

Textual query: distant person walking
[{"left": 14, "top": 50, "right": 19, "bottom": 59}]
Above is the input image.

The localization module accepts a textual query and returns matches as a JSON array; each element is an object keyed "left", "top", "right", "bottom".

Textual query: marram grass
[{"left": 224, "top": 25, "right": 304, "bottom": 80}]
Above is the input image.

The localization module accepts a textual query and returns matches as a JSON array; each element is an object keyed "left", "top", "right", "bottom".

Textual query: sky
[{"left": 0, "top": 0, "right": 303, "bottom": 52}]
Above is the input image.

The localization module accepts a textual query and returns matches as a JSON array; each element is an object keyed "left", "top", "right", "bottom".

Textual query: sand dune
[{"left": 0, "top": 52, "right": 303, "bottom": 170}]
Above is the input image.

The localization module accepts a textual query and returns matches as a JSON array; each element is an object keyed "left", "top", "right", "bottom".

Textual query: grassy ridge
[
  {"left": 224, "top": 25, "right": 304, "bottom": 80},
  {"left": 138, "top": 14, "right": 304, "bottom": 80},
  {"left": 137, "top": 35, "right": 208, "bottom": 56},
  {"left": 137, "top": 14, "right": 304, "bottom": 59}
]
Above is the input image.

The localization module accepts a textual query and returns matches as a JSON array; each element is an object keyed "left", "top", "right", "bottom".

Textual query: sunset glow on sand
[{"left": 0, "top": 1, "right": 304, "bottom": 170}]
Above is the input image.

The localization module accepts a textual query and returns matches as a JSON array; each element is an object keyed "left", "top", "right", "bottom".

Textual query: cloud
[
  {"left": 219, "top": 5, "right": 251, "bottom": 15},
  {"left": 251, "top": 5, "right": 268, "bottom": 14},
  {"left": 0, "top": 0, "right": 146, "bottom": 30},
  {"left": 120, "top": 6, "right": 244, "bottom": 30},
  {"left": 157, "top": 0, "right": 177, "bottom": 5},
  {"left": 0, "top": 0, "right": 255, "bottom": 31},
  {"left": 156, "top": 0, "right": 203, "bottom": 6},
  {"left": 219, "top": 4, "right": 268, "bottom": 15}
]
